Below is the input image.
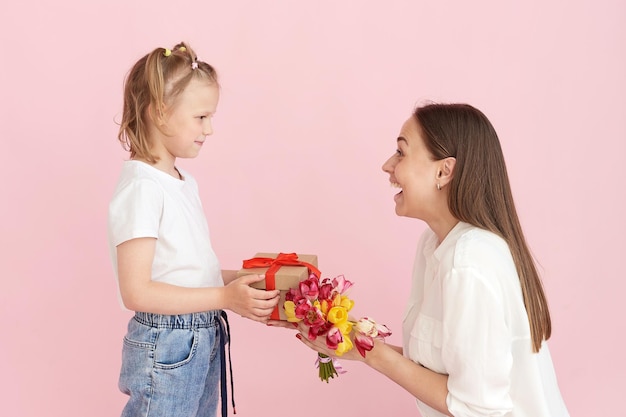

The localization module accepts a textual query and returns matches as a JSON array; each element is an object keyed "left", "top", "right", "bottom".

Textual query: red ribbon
[{"left": 242, "top": 253, "right": 321, "bottom": 320}]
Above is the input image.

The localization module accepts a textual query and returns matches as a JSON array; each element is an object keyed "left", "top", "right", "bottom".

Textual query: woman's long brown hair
[{"left": 416, "top": 103, "right": 551, "bottom": 352}]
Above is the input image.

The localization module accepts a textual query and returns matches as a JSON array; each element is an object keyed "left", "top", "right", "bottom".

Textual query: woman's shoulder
[
  {"left": 458, "top": 224, "right": 506, "bottom": 245},
  {"left": 451, "top": 224, "right": 512, "bottom": 268}
]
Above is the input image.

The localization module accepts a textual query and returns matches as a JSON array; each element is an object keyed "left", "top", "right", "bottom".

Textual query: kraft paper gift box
[{"left": 236, "top": 252, "right": 319, "bottom": 320}]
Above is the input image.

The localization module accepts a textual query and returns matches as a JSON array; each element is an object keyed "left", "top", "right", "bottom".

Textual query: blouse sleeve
[
  {"left": 441, "top": 266, "right": 514, "bottom": 417},
  {"left": 108, "top": 179, "right": 163, "bottom": 247}
]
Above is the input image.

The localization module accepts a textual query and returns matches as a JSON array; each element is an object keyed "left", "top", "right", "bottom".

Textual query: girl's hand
[{"left": 224, "top": 274, "right": 280, "bottom": 323}]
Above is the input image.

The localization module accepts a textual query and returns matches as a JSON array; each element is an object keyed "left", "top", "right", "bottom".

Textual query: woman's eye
[{"left": 395, "top": 149, "right": 403, "bottom": 157}]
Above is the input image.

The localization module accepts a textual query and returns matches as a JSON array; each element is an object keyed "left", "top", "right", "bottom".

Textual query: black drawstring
[{"left": 218, "top": 311, "right": 236, "bottom": 416}]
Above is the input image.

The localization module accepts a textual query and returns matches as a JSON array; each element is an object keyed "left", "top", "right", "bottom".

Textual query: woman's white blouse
[{"left": 402, "top": 222, "right": 569, "bottom": 417}]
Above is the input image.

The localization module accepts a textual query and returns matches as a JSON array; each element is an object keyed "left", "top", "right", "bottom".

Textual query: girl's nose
[{"left": 203, "top": 119, "right": 213, "bottom": 136}]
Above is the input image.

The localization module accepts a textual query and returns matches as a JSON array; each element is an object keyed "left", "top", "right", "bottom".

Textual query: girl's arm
[
  {"left": 117, "top": 237, "right": 280, "bottom": 321},
  {"left": 295, "top": 331, "right": 451, "bottom": 416}
]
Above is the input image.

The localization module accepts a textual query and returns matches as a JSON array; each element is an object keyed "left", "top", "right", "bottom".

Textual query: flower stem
[{"left": 318, "top": 353, "right": 339, "bottom": 383}]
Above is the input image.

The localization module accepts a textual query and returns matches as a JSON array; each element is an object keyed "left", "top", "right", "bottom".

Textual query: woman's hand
[
  {"left": 266, "top": 319, "right": 298, "bottom": 329},
  {"left": 293, "top": 322, "right": 367, "bottom": 362}
]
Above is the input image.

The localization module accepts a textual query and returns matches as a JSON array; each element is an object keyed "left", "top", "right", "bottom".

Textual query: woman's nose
[{"left": 382, "top": 155, "right": 395, "bottom": 173}]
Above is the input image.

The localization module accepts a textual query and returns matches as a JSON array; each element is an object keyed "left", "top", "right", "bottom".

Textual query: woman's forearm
[{"left": 365, "top": 341, "right": 452, "bottom": 416}]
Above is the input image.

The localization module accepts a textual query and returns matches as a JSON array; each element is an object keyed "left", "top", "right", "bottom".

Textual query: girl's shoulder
[
  {"left": 176, "top": 166, "right": 199, "bottom": 188},
  {"left": 114, "top": 161, "right": 162, "bottom": 189},
  {"left": 110, "top": 161, "right": 167, "bottom": 207}
]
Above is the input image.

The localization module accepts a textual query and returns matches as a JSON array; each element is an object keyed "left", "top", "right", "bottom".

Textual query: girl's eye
[{"left": 395, "top": 149, "right": 403, "bottom": 157}]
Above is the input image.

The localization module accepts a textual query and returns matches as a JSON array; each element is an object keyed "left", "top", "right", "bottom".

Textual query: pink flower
[
  {"left": 299, "top": 277, "right": 320, "bottom": 301},
  {"left": 325, "top": 326, "right": 343, "bottom": 350},
  {"left": 308, "top": 321, "right": 332, "bottom": 341},
  {"left": 375, "top": 323, "right": 391, "bottom": 338},
  {"left": 355, "top": 317, "right": 392, "bottom": 338},
  {"left": 296, "top": 301, "right": 326, "bottom": 329},
  {"left": 285, "top": 288, "right": 304, "bottom": 304},
  {"left": 318, "top": 280, "right": 333, "bottom": 301},
  {"left": 353, "top": 317, "right": 392, "bottom": 357},
  {"left": 332, "top": 275, "right": 353, "bottom": 294},
  {"left": 354, "top": 333, "right": 375, "bottom": 357}
]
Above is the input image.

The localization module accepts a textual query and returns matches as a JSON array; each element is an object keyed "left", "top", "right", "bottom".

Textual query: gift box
[{"left": 237, "top": 252, "right": 319, "bottom": 320}]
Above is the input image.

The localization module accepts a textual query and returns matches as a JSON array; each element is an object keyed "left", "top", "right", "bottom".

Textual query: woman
[{"left": 286, "top": 103, "right": 569, "bottom": 416}]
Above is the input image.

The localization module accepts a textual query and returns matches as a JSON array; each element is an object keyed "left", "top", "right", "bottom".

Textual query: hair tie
[
  {"left": 163, "top": 48, "right": 172, "bottom": 57},
  {"left": 191, "top": 61, "right": 199, "bottom": 70},
  {"left": 179, "top": 46, "right": 187, "bottom": 52}
]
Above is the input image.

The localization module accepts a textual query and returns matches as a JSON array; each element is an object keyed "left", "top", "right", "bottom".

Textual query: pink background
[{"left": 1, "top": 1, "right": 624, "bottom": 416}]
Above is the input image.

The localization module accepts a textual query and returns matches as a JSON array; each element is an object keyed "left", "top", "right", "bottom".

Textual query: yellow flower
[
  {"left": 327, "top": 306, "right": 348, "bottom": 325},
  {"left": 320, "top": 299, "right": 330, "bottom": 315},
  {"left": 339, "top": 295, "right": 354, "bottom": 312},
  {"left": 335, "top": 335, "right": 354, "bottom": 356},
  {"left": 335, "top": 320, "right": 353, "bottom": 335},
  {"left": 284, "top": 301, "right": 301, "bottom": 323}
]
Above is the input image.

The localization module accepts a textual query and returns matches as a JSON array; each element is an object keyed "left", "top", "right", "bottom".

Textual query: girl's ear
[
  {"left": 147, "top": 103, "right": 172, "bottom": 137},
  {"left": 148, "top": 103, "right": 167, "bottom": 126},
  {"left": 437, "top": 157, "right": 456, "bottom": 187}
]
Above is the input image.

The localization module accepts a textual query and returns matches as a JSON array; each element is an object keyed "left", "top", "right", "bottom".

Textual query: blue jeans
[{"left": 119, "top": 311, "right": 233, "bottom": 417}]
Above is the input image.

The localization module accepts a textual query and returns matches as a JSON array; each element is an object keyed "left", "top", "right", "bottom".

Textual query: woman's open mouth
[{"left": 391, "top": 182, "right": 403, "bottom": 201}]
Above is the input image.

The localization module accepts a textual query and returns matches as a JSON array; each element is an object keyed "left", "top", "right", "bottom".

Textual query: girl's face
[
  {"left": 156, "top": 78, "right": 220, "bottom": 163},
  {"left": 381, "top": 117, "right": 442, "bottom": 220}
]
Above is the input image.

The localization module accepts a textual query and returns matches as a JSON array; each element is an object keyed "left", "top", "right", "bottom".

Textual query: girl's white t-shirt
[
  {"left": 108, "top": 161, "right": 223, "bottom": 307},
  {"left": 402, "top": 221, "right": 569, "bottom": 417}
]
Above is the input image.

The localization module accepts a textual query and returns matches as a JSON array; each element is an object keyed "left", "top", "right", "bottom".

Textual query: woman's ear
[{"left": 437, "top": 157, "right": 456, "bottom": 187}]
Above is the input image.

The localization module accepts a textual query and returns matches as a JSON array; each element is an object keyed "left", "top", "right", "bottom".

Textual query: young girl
[
  {"left": 287, "top": 103, "right": 569, "bottom": 416},
  {"left": 108, "top": 42, "right": 280, "bottom": 417}
]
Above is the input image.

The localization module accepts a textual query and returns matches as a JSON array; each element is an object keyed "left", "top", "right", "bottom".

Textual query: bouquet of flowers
[{"left": 284, "top": 273, "right": 391, "bottom": 382}]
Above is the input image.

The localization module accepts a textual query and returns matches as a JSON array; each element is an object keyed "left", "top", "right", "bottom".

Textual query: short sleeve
[
  {"left": 441, "top": 267, "right": 514, "bottom": 417},
  {"left": 108, "top": 179, "right": 163, "bottom": 247}
]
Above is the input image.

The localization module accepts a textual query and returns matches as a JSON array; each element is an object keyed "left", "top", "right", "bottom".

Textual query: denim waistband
[
  {"left": 133, "top": 311, "right": 220, "bottom": 329},
  {"left": 133, "top": 310, "right": 236, "bottom": 416}
]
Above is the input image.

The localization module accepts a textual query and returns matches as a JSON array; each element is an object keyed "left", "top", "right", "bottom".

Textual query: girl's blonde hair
[
  {"left": 118, "top": 41, "right": 218, "bottom": 163},
  {"left": 415, "top": 103, "right": 551, "bottom": 353}
]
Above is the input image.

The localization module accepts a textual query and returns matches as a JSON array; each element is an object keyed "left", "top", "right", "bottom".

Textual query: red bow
[{"left": 242, "top": 253, "right": 321, "bottom": 320}]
